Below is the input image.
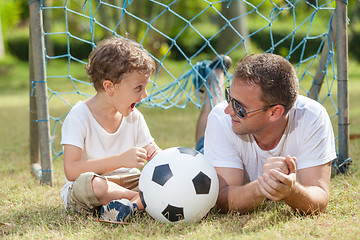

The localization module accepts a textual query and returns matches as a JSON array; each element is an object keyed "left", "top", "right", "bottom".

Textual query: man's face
[{"left": 224, "top": 80, "right": 270, "bottom": 136}]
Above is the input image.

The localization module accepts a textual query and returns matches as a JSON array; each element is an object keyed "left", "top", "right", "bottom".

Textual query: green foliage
[
  {"left": 8, "top": 0, "right": 356, "bottom": 65},
  {"left": 249, "top": 26, "right": 323, "bottom": 63},
  {"left": 0, "top": 1, "right": 23, "bottom": 40},
  {"left": 348, "top": 0, "right": 359, "bottom": 20},
  {"left": 7, "top": 34, "right": 93, "bottom": 61},
  {"left": 348, "top": 0, "right": 360, "bottom": 62},
  {"left": 0, "top": 55, "right": 29, "bottom": 92},
  {"left": 112, "top": 0, "right": 220, "bottom": 59},
  {"left": 6, "top": 26, "right": 325, "bottom": 63},
  {"left": 6, "top": 36, "right": 28, "bottom": 61},
  {"left": 349, "top": 32, "right": 360, "bottom": 62}
]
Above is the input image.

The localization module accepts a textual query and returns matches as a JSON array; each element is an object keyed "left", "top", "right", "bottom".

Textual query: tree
[
  {"left": 0, "top": 1, "right": 23, "bottom": 58},
  {"left": 217, "top": 0, "right": 250, "bottom": 54}
]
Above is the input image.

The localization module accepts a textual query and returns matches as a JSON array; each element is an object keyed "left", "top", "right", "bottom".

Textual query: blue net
[{"left": 36, "top": 0, "right": 338, "bottom": 159}]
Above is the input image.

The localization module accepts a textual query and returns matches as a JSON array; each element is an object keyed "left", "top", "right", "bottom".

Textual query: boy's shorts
[{"left": 66, "top": 172, "right": 140, "bottom": 214}]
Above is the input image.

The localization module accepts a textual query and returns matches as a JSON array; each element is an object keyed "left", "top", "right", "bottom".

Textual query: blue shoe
[
  {"left": 99, "top": 199, "right": 137, "bottom": 223},
  {"left": 193, "top": 55, "right": 232, "bottom": 93}
]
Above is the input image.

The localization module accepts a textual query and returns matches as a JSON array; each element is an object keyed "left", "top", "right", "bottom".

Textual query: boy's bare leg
[{"left": 92, "top": 176, "right": 144, "bottom": 210}]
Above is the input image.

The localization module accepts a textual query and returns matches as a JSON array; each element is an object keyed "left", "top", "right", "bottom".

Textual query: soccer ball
[{"left": 139, "top": 147, "right": 219, "bottom": 223}]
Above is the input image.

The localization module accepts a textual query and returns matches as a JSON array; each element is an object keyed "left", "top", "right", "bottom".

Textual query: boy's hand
[
  {"left": 121, "top": 147, "right": 148, "bottom": 168},
  {"left": 144, "top": 142, "right": 162, "bottom": 161}
]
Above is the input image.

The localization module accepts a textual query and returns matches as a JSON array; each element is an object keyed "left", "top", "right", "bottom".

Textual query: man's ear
[
  {"left": 268, "top": 105, "right": 285, "bottom": 122},
  {"left": 103, "top": 80, "right": 115, "bottom": 95}
]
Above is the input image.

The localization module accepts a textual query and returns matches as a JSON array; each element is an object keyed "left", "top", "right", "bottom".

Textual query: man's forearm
[
  {"left": 217, "top": 180, "right": 266, "bottom": 214},
  {"left": 283, "top": 182, "right": 329, "bottom": 214}
]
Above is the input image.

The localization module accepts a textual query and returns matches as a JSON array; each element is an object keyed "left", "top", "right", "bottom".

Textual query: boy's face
[{"left": 112, "top": 71, "right": 150, "bottom": 116}]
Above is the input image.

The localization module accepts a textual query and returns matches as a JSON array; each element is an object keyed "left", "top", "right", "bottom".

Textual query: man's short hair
[
  {"left": 86, "top": 37, "right": 155, "bottom": 92},
  {"left": 233, "top": 53, "right": 299, "bottom": 114}
]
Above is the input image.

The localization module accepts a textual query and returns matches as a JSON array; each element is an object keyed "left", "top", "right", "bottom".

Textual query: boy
[{"left": 60, "top": 37, "right": 161, "bottom": 223}]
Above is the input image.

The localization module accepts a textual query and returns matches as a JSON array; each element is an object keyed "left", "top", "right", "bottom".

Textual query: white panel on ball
[{"left": 139, "top": 147, "right": 219, "bottom": 223}]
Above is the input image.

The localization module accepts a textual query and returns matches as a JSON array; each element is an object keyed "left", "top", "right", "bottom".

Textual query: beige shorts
[{"left": 66, "top": 172, "right": 140, "bottom": 214}]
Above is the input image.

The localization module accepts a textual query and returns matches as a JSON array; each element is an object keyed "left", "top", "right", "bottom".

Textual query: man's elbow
[
  {"left": 311, "top": 201, "right": 329, "bottom": 214},
  {"left": 215, "top": 187, "right": 230, "bottom": 213},
  {"left": 291, "top": 201, "right": 328, "bottom": 215},
  {"left": 307, "top": 191, "right": 330, "bottom": 214},
  {"left": 215, "top": 198, "right": 229, "bottom": 214}
]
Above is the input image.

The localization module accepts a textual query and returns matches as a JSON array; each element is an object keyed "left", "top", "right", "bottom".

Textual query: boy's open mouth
[{"left": 131, "top": 103, "right": 136, "bottom": 109}]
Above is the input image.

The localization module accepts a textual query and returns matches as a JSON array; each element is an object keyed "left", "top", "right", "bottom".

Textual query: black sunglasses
[{"left": 225, "top": 87, "right": 284, "bottom": 118}]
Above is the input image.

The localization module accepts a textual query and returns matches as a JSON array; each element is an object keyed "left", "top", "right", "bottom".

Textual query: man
[{"left": 204, "top": 53, "right": 336, "bottom": 214}]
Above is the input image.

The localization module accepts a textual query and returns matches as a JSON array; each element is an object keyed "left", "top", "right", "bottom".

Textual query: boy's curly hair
[{"left": 85, "top": 37, "right": 155, "bottom": 92}]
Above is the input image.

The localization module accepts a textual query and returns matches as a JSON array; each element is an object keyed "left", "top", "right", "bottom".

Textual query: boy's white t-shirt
[
  {"left": 204, "top": 95, "right": 337, "bottom": 182},
  {"left": 60, "top": 101, "right": 154, "bottom": 208}
]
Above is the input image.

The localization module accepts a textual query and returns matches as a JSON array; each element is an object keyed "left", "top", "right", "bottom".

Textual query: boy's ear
[
  {"left": 103, "top": 80, "right": 115, "bottom": 95},
  {"left": 268, "top": 105, "right": 285, "bottom": 122}
]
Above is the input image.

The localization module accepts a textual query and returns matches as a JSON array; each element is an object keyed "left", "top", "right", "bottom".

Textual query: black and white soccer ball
[{"left": 139, "top": 147, "right": 219, "bottom": 223}]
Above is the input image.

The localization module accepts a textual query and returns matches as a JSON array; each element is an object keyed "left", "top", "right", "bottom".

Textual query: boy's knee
[{"left": 91, "top": 175, "right": 109, "bottom": 199}]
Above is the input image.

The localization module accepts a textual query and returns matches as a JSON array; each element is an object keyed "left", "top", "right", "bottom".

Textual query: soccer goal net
[{"left": 28, "top": 0, "right": 349, "bottom": 185}]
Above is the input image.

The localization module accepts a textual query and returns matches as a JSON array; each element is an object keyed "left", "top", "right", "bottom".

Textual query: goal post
[
  {"left": 335, "top": 0, "right": 350, "bottom": 174},
  {"left": 29, "top": 0, "right": 53, "bottom": 186},
  {"left": 28, "top": 0, "right": 349, "bottom": 185}
]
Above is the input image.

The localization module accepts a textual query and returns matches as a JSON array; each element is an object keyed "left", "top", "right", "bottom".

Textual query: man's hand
[
  {"left": 262, "top": 156, "right": 289, "bottom": 175},
  {"left": 258, "top": 155, "right": 297, "bottom": 201}
]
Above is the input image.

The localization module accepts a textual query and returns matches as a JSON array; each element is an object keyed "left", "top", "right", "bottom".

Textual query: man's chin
[{"left": 232, "top": 126, "right": 247, "bottom": 136}]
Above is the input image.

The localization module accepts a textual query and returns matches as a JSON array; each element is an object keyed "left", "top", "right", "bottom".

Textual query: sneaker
[
  {"left": 209, "top": 54, "right": 232, "bottom": 73},
  {"left": 195, "top": 55, "right": 232, "bottom": 93},
  {"left": 98, "top": 199, "right": 137, "bottom": 224}
]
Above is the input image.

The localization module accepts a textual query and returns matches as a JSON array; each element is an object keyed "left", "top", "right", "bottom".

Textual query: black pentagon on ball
[
  {"left": 177, "top": 147, "right": 199, "bottom": 157},
  {"left": 192, "top": 171, "right": 211, "bottom": 194},
  {"left": 161, "top": 204, "right": 184, "bottom": 222},
  {"left": 152, "top": 164, "right": 173, "bottom": 186}
]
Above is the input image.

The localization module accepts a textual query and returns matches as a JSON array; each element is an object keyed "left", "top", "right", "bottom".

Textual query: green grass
[{"left": 1, "top": 55, "right": 360, "bottom": 239}]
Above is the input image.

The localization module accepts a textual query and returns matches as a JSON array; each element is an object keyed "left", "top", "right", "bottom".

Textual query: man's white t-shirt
[
  {"left": 204, "top": 95, "right": 337, "bottom": 182},
  {"left": 60, "top": 101, "right": 154, "bottom": 208}
]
